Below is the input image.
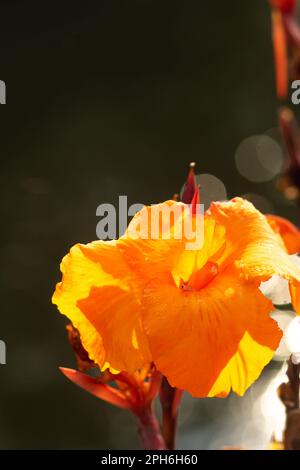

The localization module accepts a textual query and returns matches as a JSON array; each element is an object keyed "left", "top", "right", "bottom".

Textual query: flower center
[{"left": 180, "top": 261, "right": 218, "bottom": 292}]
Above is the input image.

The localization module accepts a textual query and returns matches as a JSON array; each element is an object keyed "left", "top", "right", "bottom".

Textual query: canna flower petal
[
  {"left": 289, "top": 281, "right": 300, "bottom": 314},
  {"left": 266, "top": 214, "right": 300, "bottom": 254},
  {"left": 209, "top": 198, "right": 300, "bottom": 283},
  {"left": 119, "top": 200, "right": 196, "bottom": 281},
  {"left": 141, "top": 268, "right": 281, "bottom": 397},
  {"left": 52, "top": 240, "right": 150, "bottom": 371},
  {"left": 52, "top": 243, "right": 111, "bottom": 368},
  {"left": 207, "top": 332, "right": 278, "bottom": 397},
  {"left": 77, "top": 284, "right": 151, "bottom": 373}
]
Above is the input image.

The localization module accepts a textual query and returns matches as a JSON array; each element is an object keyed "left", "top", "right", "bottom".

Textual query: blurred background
[{"left": 0, "top": 0, "right": 299, "bottom": 449}]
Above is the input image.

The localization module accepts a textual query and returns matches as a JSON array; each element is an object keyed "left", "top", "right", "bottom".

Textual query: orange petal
[
  {"left": 289, "top": 280, "right": 300, "bottom": 315},
  {"left": 207, "top": 331, "right": 278, "bottom": 398},
  {"left": 266, "top": 214, "right": 300, "bottom": 254},
  {"left": 123, "top": 200, "right": 189, "bottom": 243},
  {"left": 119, "top": 201, "right": 193, "bottom": 280},
  {"left": 77, "top": 285, "right": 151, "bottom": 373},
  {"left": 52, "top": 243, "right": 118, "bottom": 368},
  {"left": 122, "top": 201, "right": 224, "bottom": 289},
  {"left": 142, "top": 268, "right": 281, "bottom": 397},
  {"left": 172, "top": 216, "right": 225, "bottom": 283},
  {"left": 210, "top": 198, "right": 300, "bottom": 283},
  {"left": 53, "top": 239, "right": 152, "bottom": 373}
]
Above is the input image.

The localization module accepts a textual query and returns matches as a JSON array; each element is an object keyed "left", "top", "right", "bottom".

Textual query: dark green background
[{"left": 0, "top": 0, "right": 296, "bottom": 449}]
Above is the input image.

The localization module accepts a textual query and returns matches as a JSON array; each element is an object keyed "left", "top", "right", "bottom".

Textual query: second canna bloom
[{"left": 53, "top": 195, "right": 300, "bottom": 398}]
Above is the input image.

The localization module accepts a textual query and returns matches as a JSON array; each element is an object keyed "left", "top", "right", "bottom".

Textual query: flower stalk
[
  {"left": 160, "top": 377, "right": 183, "bottom": 450},
  {"left": 135, "top": 405, "right": 167, "bottom": 450}
]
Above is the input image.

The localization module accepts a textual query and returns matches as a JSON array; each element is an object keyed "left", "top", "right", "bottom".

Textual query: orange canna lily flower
[{"left": 53, "top": 197, "right": 300, "bottom": 398}]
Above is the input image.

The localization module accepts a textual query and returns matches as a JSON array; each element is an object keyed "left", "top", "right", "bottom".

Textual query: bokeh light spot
[
  {"left": 235, "top": 135, "right": 283, "bottom": 182},
  {"left": 195, "top": 174, "right": 227, "bottom": 209}
]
